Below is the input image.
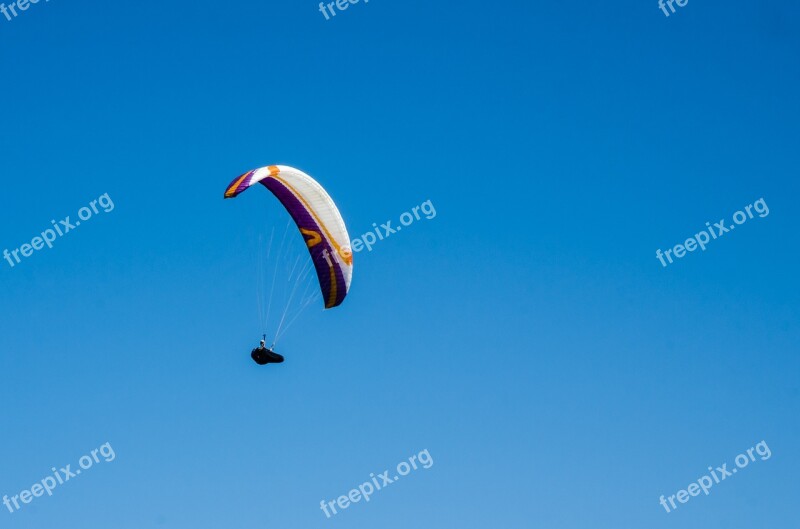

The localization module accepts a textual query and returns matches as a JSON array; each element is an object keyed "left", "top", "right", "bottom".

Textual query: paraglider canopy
[{"left": 224, "top": 165, "right": 353, "bottom": 309}]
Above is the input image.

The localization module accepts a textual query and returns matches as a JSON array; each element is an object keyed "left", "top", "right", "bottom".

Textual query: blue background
[{"left": 1, "top": 0, "right": 798, "bottom": 527}]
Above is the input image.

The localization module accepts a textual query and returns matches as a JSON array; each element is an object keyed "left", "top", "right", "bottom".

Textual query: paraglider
[
  {"left": 224, "top": 165, "right": 353, "bottom": 366},
  {"left": 251, "top": 338, "right": 285, "bottom": 366}
]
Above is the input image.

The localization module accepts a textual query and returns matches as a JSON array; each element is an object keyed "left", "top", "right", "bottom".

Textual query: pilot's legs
[
  {"left": 265, "top": 350, "right": 284, "bottom": 363},
  {"left": 252, "top": 349, "right": 284, "bottom": 365}
]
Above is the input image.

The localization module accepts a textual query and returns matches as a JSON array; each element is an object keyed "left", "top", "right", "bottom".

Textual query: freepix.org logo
[
  {"left": 3, "top": 193, "right": 115, "bottom": 269},
  {"left": 655, "top": 198, "right": 769, "bottom": 268},
  {"left": 658, "top": 441, "right": 772, "bottom": 513},
  {"left": 319, "top": 199, "right": 437, "bottom": 267},
  {"left": 320, "top": 449, "right": 434, "bottom": 519},
  {"left": 1, "top": 0, "right": 51, "bottom": 23},
  {"left": 658, "top": 0, "right": 689, "bottom": 17},
  {"left": 3, "top": 442, "right": 116, "bottom": 515},
  {"left": 318, "top": 0, "right": 370, "bottom": 21}
]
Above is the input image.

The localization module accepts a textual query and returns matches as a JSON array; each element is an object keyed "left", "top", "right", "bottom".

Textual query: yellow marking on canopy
[
  {"left": 326, "top": 263, "right": 338, "bottom": 308},
  {"left": 224, "top": 171, "right": 251, "bottom": 198},
  {"left": 300, "top": 228, "right": 322, "bottom": 248}
]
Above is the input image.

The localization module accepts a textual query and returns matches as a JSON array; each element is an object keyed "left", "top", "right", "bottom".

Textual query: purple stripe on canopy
[
  {"left": 223, "top": 170, "right": 256, "bottom": 198},
  {"left": 259, "top": 177, "right": 348, "bottom": 308}
]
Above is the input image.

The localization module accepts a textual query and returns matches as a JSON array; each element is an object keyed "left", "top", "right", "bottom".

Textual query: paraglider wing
[{"left": 224, "top": 165, "right": 353, "bottom": 308}]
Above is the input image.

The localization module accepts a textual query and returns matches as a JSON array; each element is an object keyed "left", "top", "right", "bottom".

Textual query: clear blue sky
[{"left": 1, "top": 0, "right": 798, "bottom": 527}]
